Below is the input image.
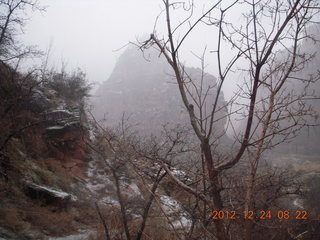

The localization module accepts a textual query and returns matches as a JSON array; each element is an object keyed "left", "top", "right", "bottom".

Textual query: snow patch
[
  {"left": 101, "top": 196, "right": 120, "bottom": 206},
  {"left": 293, "top": 198, "right": 304, "bottom": 209},
  {"left": 35, "top": 185, "right": 69, "bottom": 199},
  {"left": 86, "top": 182, "right": 106, "bottom": 192},
  {"left": 24, "top": 181, "right": 70, "bottom": 199},
  {"left": 160, "top": 195, "right": 180, "bottom": 214},
  {"left": 71, "top": 194, "right": 78, "bottom": 202},
  {"left": 173, "top": 216, "right": 192, "bottom": 229},
  {"left": 128, "top": 182, "right": 141, "bottom": 196},
  {"left": 48, "top": 230, "right": 96, "bottom": 240},
  {"left": 160, "top": 195, "right": 192, "bottom": 229},
  {"left": 46, "top": 125, "right": 65, "bottom": 130},
  {"left": 49, "top": 109, "right": 73, "bottom": 115}
]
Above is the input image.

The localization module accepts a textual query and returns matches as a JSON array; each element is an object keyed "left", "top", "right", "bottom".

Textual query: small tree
[{"left": 0, "top": 0, "right": 44, "bottom": 63}]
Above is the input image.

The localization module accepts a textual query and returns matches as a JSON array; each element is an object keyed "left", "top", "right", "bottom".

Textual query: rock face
[
  {"left": 0, "top": 62, "right": 97, "bottom": 239},
  {"left": 23, "top": 180, "right": 71, "bottom": 209},
  {"left": 93, "top": 47, "right": 227, "bottom": 135}
]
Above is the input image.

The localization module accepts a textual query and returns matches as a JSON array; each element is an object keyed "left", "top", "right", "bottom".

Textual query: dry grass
[
  {"left": 0, "top": 206, "right": 31, "bottom": 233},
  {"left": 28, "top": 208, "right": 76, "bottom": 236}
]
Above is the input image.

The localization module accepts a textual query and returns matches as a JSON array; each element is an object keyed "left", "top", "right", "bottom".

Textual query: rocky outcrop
[
  {"left": 93, "top": 47, "right": 227, "bottom": 136},
  {"left": 23, "top": 180, "right": 71, "bottom": 210},
  {"left": 0, "top": 62, "right": 97, "bottom": 239}
]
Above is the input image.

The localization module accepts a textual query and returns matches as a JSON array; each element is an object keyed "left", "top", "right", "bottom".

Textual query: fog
[
  {"left": 21, "top": 0, "right": 241, "bottom": 100},
  {"left": 20, "top": 0, "right": 320, "bottom": 140},
  {"left": 2, "top": 1, "right": 320, "bottom": 238},
  {"left": 22, "top": 0, "right": 161, "bottom": 84}
]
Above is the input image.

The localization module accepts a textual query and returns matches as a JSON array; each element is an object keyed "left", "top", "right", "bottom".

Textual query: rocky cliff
[
  {"left": 0, "top": 64, "right": 98, "bottom": 239},
  {"left": 93, "top": 46, "right": 227, "bottom": 136}
]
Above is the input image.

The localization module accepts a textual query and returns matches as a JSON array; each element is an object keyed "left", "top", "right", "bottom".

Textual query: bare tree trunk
[
  {"left": 243, "top": 171, "right": 255, "bottom": 240},
  {"left": 95, "top": 202, "right": 111, "bottom": 240},
  {"left": 112, "top": 167, "right": 131, "bottom": 240},
  {"left": 136, "top": 170, "right": 167, "bottom": 240},
  {"left": 201, "top": 141, "right": 228, "bottom": 240},
  {"left": 244, "top": 93, "right": 275, "bottom": 240},
  {"left": 201, "top": 152, "right": 208, "bottom": 240}
]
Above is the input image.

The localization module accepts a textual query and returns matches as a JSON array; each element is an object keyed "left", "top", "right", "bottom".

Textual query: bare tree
[
  {"left": 87, "top": 115, "right": 179, "bottom": 240},
  {"left": 0, "top": 0, "right": 44, "bottom": 62},
  {"left": 140, "top": 0, "right": 320, "bottom": 239},
  {"left": 227, "top": 2, "right": 320, "bottom": 239},
  {"left": 0, "top": 0, "right": 46, "bottom": 155}
]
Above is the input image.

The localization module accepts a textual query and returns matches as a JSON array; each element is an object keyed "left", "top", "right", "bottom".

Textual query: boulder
[{"left": 23, "top": 180, "right": 71, "bottom": 210}]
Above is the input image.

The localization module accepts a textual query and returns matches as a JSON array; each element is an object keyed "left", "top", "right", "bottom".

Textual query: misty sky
[
  {"left": 23, "top": 0, "right": 161, "bottom": 83},
  {"left": 22, "top": 0, "right": 246, "bottom": 100}
]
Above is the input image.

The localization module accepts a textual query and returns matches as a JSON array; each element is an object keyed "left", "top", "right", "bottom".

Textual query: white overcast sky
[
  {"left": 21, "top": 0, "right": 248, "bottom": 100},
  {"left": 23, "top": 0, "right": 162, "bottom": 84},
  {"left": 20, "top": 0, "right": 320, "bottom": 100}
]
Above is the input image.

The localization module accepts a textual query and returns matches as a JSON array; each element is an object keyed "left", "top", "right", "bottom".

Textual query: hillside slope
[{"left": 0, "top": 64, "right": 99, "bottom": 239}]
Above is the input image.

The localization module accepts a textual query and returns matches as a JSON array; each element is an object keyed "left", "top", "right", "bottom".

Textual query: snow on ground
[
  {"left": 86, "top": 160, "right": 113, "bottom": 193},
  {"left": 70, "top": 194, "right": 78, "bottom": 202},
  {"left": 293, "top": 198, "right": 304, "bottom": 209},
  {"left": 86, "top": 161, "right": 96, "bottom": 178},
  {"left": 160, "top": 195, "right": 180, "bottom": 214},
  {"left": 129, "top": 182, "right": 140, "bottom": 195},
  {"left": 49, "top": 109, "right": 74, "bottom": 115},
  {"left": 25, "top": 181, "right": 70, "bottom": 199},
  {"left": 85, "top": 148, "right": 192, "bottom": 231},
  {"left": 100, "top": 196, "right": 120, "bottom": 206},
  {"left": 173, "top": 216, "right": 192, "bottom": 229},
  {"left": 86, "top": 182, "right": 106, "bottom": 192},
  {"left": 160, "top": 195, "right": 192, "bottom": 229},
  {"left": 88, "top": 129, "right": 95, "bottom": 141},
  {"left": 172, "top": 169, "right": 185, "bottom": 177},
  {"left": 85, "top": 157, "right": 119, "bottom": 207},
  {"left": 48, "top": 230, "right": 96, "bottom": 240},
  {"left": 171, "top": 167, "right": 191, "bottom": 182},
  {"left": 46, "top": 126, "right": 65, "bottom": 130}
]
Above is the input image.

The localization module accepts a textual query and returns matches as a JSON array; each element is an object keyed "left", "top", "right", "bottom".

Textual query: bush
[{"left": 46, "top": 69, "right": 91, "bottom": 105}]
